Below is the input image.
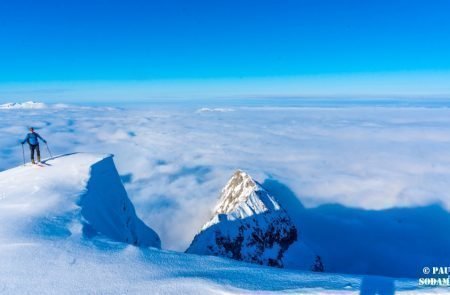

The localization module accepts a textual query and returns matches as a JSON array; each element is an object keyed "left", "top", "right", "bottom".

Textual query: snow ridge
[{"left": 0, "top": 153, "right": 160, "bottom": 248}]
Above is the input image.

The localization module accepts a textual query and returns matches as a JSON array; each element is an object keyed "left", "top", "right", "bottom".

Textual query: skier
[{"left": 21, "top": 127, "right": 47, "bottom": 164}]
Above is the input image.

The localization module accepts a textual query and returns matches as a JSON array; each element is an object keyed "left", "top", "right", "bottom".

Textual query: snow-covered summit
[
  {"left": 0, "top": 153, "right": 160, "bottom": 248},
  {"left": 0, "top": 101, "right": 47, "bottom": 109},
  {"left": 187, "top": 170, "right": 314, "bottom": 268},
  {"left": 203, "top": 170, "right": 281, "bottom": 229}
]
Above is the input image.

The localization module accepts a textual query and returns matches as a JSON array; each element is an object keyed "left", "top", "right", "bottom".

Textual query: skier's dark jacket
[{"left": 22, "top": 132, "right": 46, "bottom": 145}]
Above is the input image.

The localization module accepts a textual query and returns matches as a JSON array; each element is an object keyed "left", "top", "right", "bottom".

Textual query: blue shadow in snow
[
  {"left": 360, "top": 276, "right": 395, "bottom": 295},
  {"left": 260, "top": 178, "right": 450, "bottom": 282}
]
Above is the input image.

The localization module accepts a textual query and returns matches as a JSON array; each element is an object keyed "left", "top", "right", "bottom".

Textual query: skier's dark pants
[{"left": 30, "top": 144, "right": 40, "bottom": 162}]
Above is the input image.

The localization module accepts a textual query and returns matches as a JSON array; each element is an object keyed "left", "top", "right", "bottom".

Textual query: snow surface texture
[
  {"left": 0, "top": 153, "right": 160, "bottom": 248},
  {"left": 0, "top": 240, "right": 427, "bottom": 294},
  {"left": 0, "top": 151, "right": 436, "bottom": 294},
  {"left": 187, "top": 170, "right": 315, "bottom": 269},
  {"left": 1, "top": 101, "right": 450, "bottom": 280}
]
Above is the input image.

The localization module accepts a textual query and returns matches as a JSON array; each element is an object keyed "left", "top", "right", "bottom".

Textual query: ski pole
[
  {"left": 45, "top": 142, "right": 53, "bottom": 159},
  {"left": 21, "top": 144, "right": 25, "bottom": 166}
]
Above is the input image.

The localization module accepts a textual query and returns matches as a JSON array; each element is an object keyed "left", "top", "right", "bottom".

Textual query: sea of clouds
[{"left": 1, "top": 101, "right": 450, "bottom": 256}]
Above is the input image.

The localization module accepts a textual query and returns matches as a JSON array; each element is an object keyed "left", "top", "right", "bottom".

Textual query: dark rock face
[
  {"left": 186, "top": 170, "right": 299, "bottom": 268},
  {"left": 208, "top": 213, "right": 298, "bottom": 267}
]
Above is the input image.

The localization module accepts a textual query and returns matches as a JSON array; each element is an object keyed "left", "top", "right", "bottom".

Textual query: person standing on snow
[{"left": 21, "top": 127, "right": 47, "bottom": 164}]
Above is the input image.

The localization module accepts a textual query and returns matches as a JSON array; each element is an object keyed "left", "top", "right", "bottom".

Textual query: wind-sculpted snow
[
  {"left": 0, "top": 241, "right": 425, "bottom": 294},
  {"left": 0, "top": 153, "right": 160, "bottom": 248},
  {"left": 80, "top": 155, "right": 161, "bottom": 247}
]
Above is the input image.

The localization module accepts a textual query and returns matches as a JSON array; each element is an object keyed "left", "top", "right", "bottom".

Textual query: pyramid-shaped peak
[
  {"left": 187, "top": 170, "right": 308, "bottom": 268},
  {"left": 215, "top": 170, "right": 257, "bottom": 213},
  {"left": 212, "top": 170, "right": 280, "bottom": 221}
]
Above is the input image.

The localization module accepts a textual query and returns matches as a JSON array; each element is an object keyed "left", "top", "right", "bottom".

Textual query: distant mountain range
[{"left": 0, "top": 101, "right": 47, "bottom": 109}]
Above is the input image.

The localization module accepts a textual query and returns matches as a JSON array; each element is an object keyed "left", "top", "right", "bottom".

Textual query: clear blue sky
[{"left": 0, "top": 0, "right": 449, "bottom": 101}]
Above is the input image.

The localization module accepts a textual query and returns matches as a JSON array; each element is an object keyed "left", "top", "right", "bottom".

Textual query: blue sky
[{"left": 1, "top": 0, "right": 450, "bottom": 102}]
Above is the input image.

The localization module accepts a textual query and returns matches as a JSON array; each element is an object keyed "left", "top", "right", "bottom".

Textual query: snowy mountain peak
[
  {"left": 218, "top": 170, "right": 257, "bottom": 210},
  {"left": 210, "top": 170, "right": 280, "bottom": 224},
  {"left": 187, "top": 170, "right": 308, "bottom": 268}
]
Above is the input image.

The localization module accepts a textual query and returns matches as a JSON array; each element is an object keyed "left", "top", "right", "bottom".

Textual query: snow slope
[
  {"left": 0, "top": 153, "right": 160, "bottom": 247},
  {"left": 0, "top": 153, "right": 440, "bottom": 294},
  {"left": 0, "top": 241, "right": 428, "bottom": 295}
]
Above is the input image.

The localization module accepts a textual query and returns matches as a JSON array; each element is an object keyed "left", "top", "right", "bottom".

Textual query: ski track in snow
[{"left": 1, "top": 103, "right": 450, "bottom": 285}]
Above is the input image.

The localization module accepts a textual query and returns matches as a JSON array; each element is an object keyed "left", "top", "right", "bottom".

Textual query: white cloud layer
[{"left": 1, "top": 102, "right": 450, "bottom": 253}]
